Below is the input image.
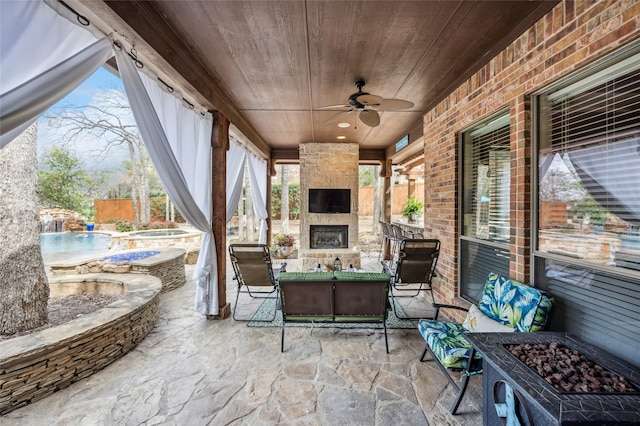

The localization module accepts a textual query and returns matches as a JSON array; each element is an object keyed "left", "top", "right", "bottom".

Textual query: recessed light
[
  {"left": 337, "top": 122, "right": 350, "bottom": 128},
  {"left": 336, "top": 136, "right": 346, "bottom": 140}
]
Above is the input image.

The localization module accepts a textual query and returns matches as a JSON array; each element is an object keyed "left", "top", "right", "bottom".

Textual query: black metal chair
[
  {"left": 382, "top": 238, "right": 440, "bottom": 320},
  {"left": 228, "top": 243, "right": 286, "bottom": 321}
]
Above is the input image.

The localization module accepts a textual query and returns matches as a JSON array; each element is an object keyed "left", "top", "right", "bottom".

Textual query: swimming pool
[{"left": 40, "top": 232, "right": 111, "bottom": 264}]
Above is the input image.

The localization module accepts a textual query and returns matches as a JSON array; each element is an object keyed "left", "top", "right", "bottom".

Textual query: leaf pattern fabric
[{"left": 418, "top": 272, "right": 554, "bottom": 372}]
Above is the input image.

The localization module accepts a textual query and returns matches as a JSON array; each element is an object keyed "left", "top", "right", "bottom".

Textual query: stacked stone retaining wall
[{"left": 0, "top": 274, "right": 161, "bottom": 415}]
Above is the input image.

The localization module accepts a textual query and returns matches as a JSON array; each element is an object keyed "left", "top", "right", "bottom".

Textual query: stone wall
[
  {"left": 420, "top": 0, "right": 640, "bottom": 318},
  {"left": 49, "top": 248, "right": 187, "bottom": 293},
  {"left": 298, "top": 143, "right": 361, "bottom": 271},
  {"left": 0, "top": 274, "right": 162, "bottom": 415}
]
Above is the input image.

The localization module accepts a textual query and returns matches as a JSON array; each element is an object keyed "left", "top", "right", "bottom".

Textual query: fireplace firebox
[{"left": 310, "top": 225, "right": 348, "bottom": 249}]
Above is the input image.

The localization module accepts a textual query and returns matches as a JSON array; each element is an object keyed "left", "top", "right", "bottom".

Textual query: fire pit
[
  {"left": 506, "top": 342, "right": 638, "bottom": 394},
  {"left": 465, "top": 332, "right": 640, "bottom": 425}
]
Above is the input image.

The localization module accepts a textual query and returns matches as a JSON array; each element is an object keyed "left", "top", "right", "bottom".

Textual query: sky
[{"left": 37, "top": 66, "right": 131, "bottom": 171}]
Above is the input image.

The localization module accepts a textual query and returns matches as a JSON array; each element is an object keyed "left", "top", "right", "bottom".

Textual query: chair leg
[
  {"left": 420, "top": 344, "right": 460, "bottom": 391},
  {"left": 281, "top": 323, "right": 285, "bottom": 352},
  {"left": 450, "top": 373, "right": 470, "bottom": 414},
  {"left": 383, "top": 320, "right": 389, "bottom": 354},
  {"left": 450, "top": 347, "right": 478, "bottom": 414},
  {"left": 233, "top": 285, "right": 279, "bottom": 322}
]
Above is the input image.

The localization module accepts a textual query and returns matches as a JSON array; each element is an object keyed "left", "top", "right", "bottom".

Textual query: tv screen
[{"left": 309, "top": 188, "right": 350, "bottom": 213}]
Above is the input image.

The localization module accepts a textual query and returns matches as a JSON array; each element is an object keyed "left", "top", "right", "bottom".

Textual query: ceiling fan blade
[
  {"left": 359, "top": 109, "right": 380, "bottom": 127},
  {"left": 324, "top": 109, "right": 354, "bottom": 124},
  {"left": 356, "top": 94, "right": 383, "bottom": 107},
  {"left": 317, "top": 104, "right": 351, "bottom": 110},
  {"left": 377, "top": 98, "right": 415, "bottom": 110}
]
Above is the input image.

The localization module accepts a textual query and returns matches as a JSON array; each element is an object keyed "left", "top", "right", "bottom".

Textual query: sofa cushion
[
  {"left": 334, "top": 271, "right": 390, "bottom": 281},
  {"left": 418, "top": 320, "right": 480, "bottom": 369},
  {"left": 478, "top": 272, "right": 554, "bottom": 332},
  {"left": 278, "top": 271, "right": 335, "bottom": 281},
  {"left": 462, "top": 304, "right": 516, "bottom": 333}
]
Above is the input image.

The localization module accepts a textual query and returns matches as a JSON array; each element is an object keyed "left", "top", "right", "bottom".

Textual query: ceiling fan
[{"left": 319, "top": 80, "right": 414, "bottom": 128}]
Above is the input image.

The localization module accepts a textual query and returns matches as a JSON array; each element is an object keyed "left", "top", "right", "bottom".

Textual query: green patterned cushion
[
  {"left": 478, "top": 272, "right": 554, "bottom": 332},
  {"left": 334, "top": 271, "right": 390, "bottom": 281},
  {"left": 418, "top": 320, "right": 480, "bottom": 369},
  {"left": 278, "top": 272, "right": 335, "bottom": 281}
]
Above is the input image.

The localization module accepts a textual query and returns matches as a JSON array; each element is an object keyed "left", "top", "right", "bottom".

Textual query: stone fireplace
[{"left": 299, "top": 143, "right": 360, "bottom": 270}]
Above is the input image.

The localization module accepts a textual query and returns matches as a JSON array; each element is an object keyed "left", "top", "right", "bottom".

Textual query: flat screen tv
[{"left": 309, "top": 188, "right": 351, "bottom": 213}]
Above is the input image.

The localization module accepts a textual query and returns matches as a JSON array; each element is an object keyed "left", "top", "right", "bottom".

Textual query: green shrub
[{"left": 115, "top": 220, "right": 134, "bottom": 232}]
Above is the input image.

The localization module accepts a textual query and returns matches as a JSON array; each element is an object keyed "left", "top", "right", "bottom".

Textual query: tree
[
  {"left": 0, "top": 124, "right": 49, "bottom": 335},
  {"left": 46, "top": 89, "right": 152, "bottom": 228},
  {"left": 38, "top": 146, "right": 107, "bottom": 212}
]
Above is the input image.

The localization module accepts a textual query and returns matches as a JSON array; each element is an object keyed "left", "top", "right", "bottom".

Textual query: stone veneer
[
  {"left": 0, "top": 273, "right": 161, "bottom": 415},
  {"left": 298, "top": 143, "right": 360, "bottom": 271},
  {"left": 49, "top": 248, "right": 186, "bottom": 293}
]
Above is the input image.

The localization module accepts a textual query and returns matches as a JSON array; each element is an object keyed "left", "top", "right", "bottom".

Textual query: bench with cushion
[
  {"left": 417, "top": 272, "right": 554, "bottom": 414},
  {"left": 278, "top": 271, "right": 391, "bottom": 353}
]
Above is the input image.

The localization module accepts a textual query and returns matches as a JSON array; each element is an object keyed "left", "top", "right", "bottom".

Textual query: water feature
[
  {"left": 40, "top": 233, "right": 111, "bottom": 264},
  {"left": 40, "top": 214, "right": 65, "bottom": 233}
]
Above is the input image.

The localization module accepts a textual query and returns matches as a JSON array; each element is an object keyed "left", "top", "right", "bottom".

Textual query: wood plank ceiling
[{"left": 81, "top": 0, "right": 559, "bottom": 159}]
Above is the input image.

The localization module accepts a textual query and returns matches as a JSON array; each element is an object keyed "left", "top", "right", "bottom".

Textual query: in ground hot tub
[{"left": 109, "top": 228, "right": 202, "bottom": 263}]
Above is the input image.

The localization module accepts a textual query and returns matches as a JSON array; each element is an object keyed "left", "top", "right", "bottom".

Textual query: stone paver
[{"left": 2, "top": 253, "right": 482, "bottom": 425}]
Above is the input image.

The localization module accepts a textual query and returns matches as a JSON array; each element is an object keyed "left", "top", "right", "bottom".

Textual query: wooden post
[
  {"left": 382, "top": 159, "right": 393, "bottom": 260},
  {"left": 407, "top": 177, "right": 416, "bottom": 199},
  {"left": 210, "top": 112, "right": 231, "bottom": 319}
]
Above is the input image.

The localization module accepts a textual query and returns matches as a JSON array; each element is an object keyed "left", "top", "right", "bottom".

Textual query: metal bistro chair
[
  {"left": 378, "top": 221, "right": 392, "bottom": 262},
  {"left": 228, "top": 243, "right": 286, "bottom": 322},
  {"left": 382, "top": 238, "right": 440, "bottom": 320}
]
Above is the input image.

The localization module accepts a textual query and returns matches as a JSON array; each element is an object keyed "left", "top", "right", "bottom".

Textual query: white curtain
[
  {"left": 226, "top": 140, "right": 247, "bottom": 222},
  {"left": 247, "top": 154, "right": 269, "bottom": 244},
  {"left": 0, "top": 0, "right": 113, "bottom": 148},
  {"left": 114, "top": 48, "right": 219, "bottom": 316}
]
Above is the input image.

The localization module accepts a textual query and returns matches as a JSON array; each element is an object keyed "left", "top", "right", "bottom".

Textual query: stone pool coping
[
  {"left": 49, "top": 248, "right": 187, "bottom": 293},
  {"left": 0, "top": 273, "right": 162, "bottom": 415}
]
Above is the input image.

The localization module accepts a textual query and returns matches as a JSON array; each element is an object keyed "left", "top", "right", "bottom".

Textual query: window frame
[
  {"left": 458, "top": 109, "right": 511, "bottom": 302},
  {"left": 531, "top": 43, "right": 640, "bottom": 283}
]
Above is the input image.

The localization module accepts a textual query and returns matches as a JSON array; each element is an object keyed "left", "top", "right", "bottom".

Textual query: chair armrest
[{"left": 432, "top": 303, "right": 469, "bottom": 321}]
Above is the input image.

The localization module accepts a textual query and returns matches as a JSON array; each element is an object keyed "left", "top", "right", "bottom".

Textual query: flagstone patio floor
[{"left": 2, "top": 251, "right": 482, "bottom": 425}]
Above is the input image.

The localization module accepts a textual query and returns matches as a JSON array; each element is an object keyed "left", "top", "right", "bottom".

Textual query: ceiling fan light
[
  {"left": 336, "top": 135, "right": 346, "bottom": 140},
  {"left": 337, "top": 122, "right": 350, "bottom": 128}
]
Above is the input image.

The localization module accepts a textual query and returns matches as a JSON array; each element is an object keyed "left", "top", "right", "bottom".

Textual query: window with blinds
[
  {"left": 537, "top": 49, "right": 640, "bottom": 271},
  {"left": 461, "top": 113, "right": 511, "bottom": 243},
  {"left": 534, "top": 47, "right": 640, "bottom": 366},
  {"left": 459, "top": 112, "right": 510, "bottom": 301}
]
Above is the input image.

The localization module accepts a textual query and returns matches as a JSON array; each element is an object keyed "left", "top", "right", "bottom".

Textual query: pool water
[{"left": 40, "top": 233, "right": 111, "bottom": 264}]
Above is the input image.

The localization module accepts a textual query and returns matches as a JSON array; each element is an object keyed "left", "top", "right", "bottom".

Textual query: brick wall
[{"left": 422, "top": 0, "right": 640, "bottom": 314}]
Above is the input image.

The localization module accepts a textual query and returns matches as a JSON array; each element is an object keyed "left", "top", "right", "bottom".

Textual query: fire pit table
[{"left": 465, "top": 332, "right": 640, "bottom": 425}]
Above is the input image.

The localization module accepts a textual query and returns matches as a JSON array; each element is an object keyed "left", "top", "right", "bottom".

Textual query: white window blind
[{"left": 462, "top": 115, "right": 511, "bottom": 244}]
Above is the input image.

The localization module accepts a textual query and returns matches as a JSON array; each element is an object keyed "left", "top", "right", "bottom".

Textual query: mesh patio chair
[
  {"left": 229, "top": 243, "right": 286, "bottom": 321},
  {"left": 382, "top": 238, "right": 440, "bottom": 320}
]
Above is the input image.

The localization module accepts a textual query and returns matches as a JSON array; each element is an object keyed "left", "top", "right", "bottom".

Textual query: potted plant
[
  {"left": 401, "top": 197, "right": 424, "bottom": 222},
  {"left": 274, "top": 233, "right": 295, "bottom": 257}
]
